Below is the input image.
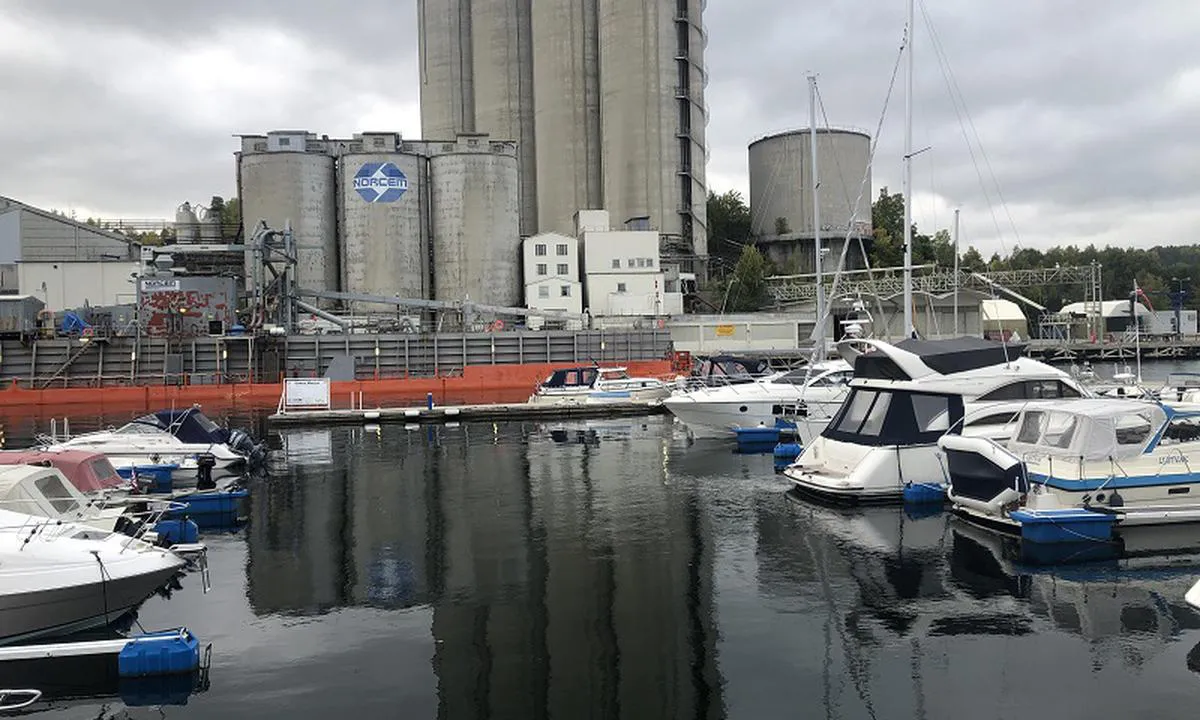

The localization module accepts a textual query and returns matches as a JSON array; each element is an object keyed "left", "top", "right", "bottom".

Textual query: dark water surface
[{"left": 9, "top": 410, "right": 1200, "bottom": 718}]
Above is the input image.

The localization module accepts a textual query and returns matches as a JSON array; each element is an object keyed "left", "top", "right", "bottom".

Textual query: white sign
[
  {"left": 141, "top": 278, "right": 181, "bottom": 291},
  {"left": 284, "top": 378, "right": 331, "bottom": 410}
]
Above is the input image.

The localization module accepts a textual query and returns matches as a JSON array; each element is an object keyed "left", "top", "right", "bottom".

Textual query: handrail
[{"left": 0, "top": 689, "right": 42, "bottom": 711}]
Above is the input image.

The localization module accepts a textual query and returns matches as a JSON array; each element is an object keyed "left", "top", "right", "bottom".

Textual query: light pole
[{"left": 1172, "top": 276, "right": 1191, "bottom": 340}]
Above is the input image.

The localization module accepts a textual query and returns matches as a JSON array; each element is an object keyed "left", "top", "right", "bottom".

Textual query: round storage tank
[
  {"left": 339, "top": 153, "right": 428, "bottom": 311},
  {"left": 239, "top": 152, "right": 338, "bottom": 303},
  {"left": 430, "top": 147, "right": 521, "bottom": 312},
  {"left": 748, "top": 129, "right": 872, "bottom": 240}
]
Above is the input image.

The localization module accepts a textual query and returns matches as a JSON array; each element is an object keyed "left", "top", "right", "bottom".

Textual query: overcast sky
[{"left": 2, "top": 1, "right": 1197, "bottom": 255}]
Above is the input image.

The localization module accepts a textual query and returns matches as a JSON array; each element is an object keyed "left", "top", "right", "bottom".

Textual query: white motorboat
[
  {"left": 783, "top": 337, "right": 1089, "bottom": 503},
  {"left": 528, "top": 366, "right": 673, "bottom": 405},
  {"left": 0, "top": 464, "right": 128, "bottom": 532},
  {"left": 942, "top": 400, "right": 1200, "bottom": 530},
  {"left": 663, "top": 360, "right": 853, "bottom": 440},
  {"left": 0, "top": 508, "right": 185, "bottom": 645},
  {"left": 41, "top": 418, "right": 247, "bottom": 473}
]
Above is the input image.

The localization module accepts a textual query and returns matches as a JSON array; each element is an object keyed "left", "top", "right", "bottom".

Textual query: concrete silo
[
  {"left": 339, "top": 146, "right": 429, "bottom": 311},
  {"left": 239, "top": 132, "right": 339, "bottom": 301},
  {"left": 748, "top": 129, "right": 872, "bottom": 273},
  {"left": 430, "top": 137, "right": 521, "bottom": 309},
  {"left": 531, "top": 0, "right": 602, "bottom": 236}
]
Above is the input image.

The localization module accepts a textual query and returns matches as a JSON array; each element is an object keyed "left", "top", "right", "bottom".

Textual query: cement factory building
[
  {"left": 237, "top": 130, "right": 521, "bottom": 311},
  {"left": 417, "top": 0, "right": 708, "bottom": 261}
]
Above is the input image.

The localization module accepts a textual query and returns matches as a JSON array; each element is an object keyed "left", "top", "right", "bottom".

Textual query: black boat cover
[
  {"left": 132, "top": 407, "right": 230, "bottom": 444},
  {"left": 854, "top": 337, "right": 1025, "bottom": 380}
]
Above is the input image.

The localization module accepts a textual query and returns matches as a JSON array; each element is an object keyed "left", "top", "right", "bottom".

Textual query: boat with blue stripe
[{"left": 941, "top": 399, "right": 1200, "bottom": 542}]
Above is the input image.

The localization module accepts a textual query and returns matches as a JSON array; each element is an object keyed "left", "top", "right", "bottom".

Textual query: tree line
[{"left": 707, "top": 188, "right": 1199, "bottom": 313}]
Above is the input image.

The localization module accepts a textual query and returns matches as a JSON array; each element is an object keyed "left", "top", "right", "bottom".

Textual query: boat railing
[{"left": 0, "top": 689, "right": 41, "bottom": 711}]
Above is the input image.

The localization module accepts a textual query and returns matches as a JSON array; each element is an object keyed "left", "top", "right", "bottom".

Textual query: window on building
[
  {"left": 278, "top": 137, "right": 291, "bottom": 147},
  {"left": 561, "top": 285, "right": 571, "bottom": 297},
  {"left": 664, "top": 279, "right": 678, "bottom": 293},
  {"left": 537, "top": 263, "right": 547, "bottom": 276},
  {"left": 535, "top": 244, "right": 547, "bottom": 256},
  {"left": 646, "top": 258, "right": 655, "bottom": 268},
  {"left": 611, "top": 259, "right": 620, "bottom": 269},
  {"left": 557, "top": 263, "right": 569, "bottom": 275},
  {"left": 627, "top": 258, "right": 636, "bottom": 268},
  {"left": 617, "top": 282, "right": 627, "bottom": 293},
  {"left": 538, "top": 286, "right": 550, "bottom": 299},
  {"left": 637, "top": 258, "right": 646, "bottom": 268},
  {"left": 556, "top": 243, "right": 569, "bottom": 256}
]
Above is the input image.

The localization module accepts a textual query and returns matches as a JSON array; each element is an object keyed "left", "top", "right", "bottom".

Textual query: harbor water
[{"left": 4, "top": 410, "right": 1200, "bottom": 718}]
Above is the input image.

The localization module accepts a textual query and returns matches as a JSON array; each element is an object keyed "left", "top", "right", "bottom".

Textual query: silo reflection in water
[{"left": 247, "top": 420, "right": 724, "bottom": 719}]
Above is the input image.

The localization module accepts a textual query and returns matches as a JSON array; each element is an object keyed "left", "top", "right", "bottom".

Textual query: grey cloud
[{"left": 2, "top": 0, "right": 1196, "bottom": 251}]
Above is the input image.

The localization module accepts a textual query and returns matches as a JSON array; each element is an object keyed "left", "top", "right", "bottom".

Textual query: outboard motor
[
  {"left": 229, "top": 428, "right": 266, "bottom": 467},
  {"left": 196, "top": 453, "right": 217, "bottom": 491}
]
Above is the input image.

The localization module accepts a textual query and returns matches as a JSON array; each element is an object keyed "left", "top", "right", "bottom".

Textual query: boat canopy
[
  {"left": 540, "top": 367, "right": 600, "bottom": 389},
  {"left": 0, "top": 449, "right": 124, "bottom": 493},
  {"left": 853, "top": 337, "right": 1024, "bottom": 381},
  {"left": 131, "top": 407, "right": 229, "bottom": 444},
  {"left": 0, "top": 464, "right": 87, "bottom": 518},
  {"left": 1005, "top": 400, "right": 1171, "bottom": 461}
]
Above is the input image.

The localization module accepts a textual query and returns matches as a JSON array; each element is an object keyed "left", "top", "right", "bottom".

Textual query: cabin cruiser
[
  {"left": 663, "top": 360, "right": 854, "bottom": 440},
  {"left": 942, "top": 400, "right": 1200, "bottom": 529},
  {"left": 529, "top": 366, "right": 673, "bottom": 404},
  {"left": 0, "top": 464, "right": 128, "bottom": 532},
  {"left": 0, "top": 507, "right": 186, "bottom": 645},
  {"left": 0, "top": 449, "right": 126, "bottom": 494},
  {"left": 40, "top": 410, "right": 251, "bottom": 474},
  {"left": 783, "top": 337, "right": 1089, "bottom": 503}
]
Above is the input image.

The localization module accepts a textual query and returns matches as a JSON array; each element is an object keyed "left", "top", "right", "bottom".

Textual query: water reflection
[{"left": 254, "top": 420, "right": 725, "bottom": 719}]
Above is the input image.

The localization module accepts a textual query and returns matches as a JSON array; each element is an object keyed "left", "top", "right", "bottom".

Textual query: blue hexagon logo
[{"left": 353, "top": 162, "right": 409, "bottom": 203}]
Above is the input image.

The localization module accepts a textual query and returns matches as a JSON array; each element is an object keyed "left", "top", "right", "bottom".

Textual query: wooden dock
[
  {"left": 268, "top": 400, "right": 668, "bottom": 426},
  {"left": 1026, "top": 338, "right": 1200, "bottom": 362}
]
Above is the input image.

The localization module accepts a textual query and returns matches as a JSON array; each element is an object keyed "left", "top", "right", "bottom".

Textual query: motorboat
[
  {"left": 528, "top": 366, "right": 673, "bottom": 404},
  {"left": 783, "top": 337, "right": 1089, "bottom": 503},
  {"left": 0, "top": 508, "right": 186, "bottom": 645},
  {"left": 0, "top": 449, "right": 126, "bottom": 494},
  {"left": 942, "top": 400, "right": 1200, "bottom": 530},
  {"left": 0, "top": 464, "right": 128, "bottom": 532},
  {"left": 136, "top": 407, "right": 264, "bottom": 464},
  {"left": 663, "top": 359, "right": 853, "bottom": 440},
  {"left": 39, "top": 412, "right": 250, "bottom": 475}
]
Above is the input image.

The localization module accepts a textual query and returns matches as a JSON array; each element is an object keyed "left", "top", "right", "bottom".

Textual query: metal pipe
[
  {"left": 295, "top": 300, "right": 349, "bottom": 330},
  {"left": 902, "top": 0, "right": 915, "bottom": 338}
]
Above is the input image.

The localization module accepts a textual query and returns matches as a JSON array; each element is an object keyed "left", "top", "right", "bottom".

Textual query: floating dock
[{"left": 268, "top": 400, "right": 668, "bottom": 426}]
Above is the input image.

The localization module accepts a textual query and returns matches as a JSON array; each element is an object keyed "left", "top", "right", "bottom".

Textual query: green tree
[
  {"left": 220, "top": 197, "right": 241, "bottom": 240},
  {"left": 774, "top": 217, "right": 791, "bottom": 236},
  {"left": 723, "top": 245, "right": 771, "bottom": 312},
  {"left": 960, "top": 246, "right": 986, "bottom": 273},
  {"left": 706, "top": 190, "right": 751, "bottom": 269}
]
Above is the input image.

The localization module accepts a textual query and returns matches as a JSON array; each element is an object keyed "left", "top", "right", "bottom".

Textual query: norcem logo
[{"left": 353, "top": 162, "right": 409, "bottom": 203}]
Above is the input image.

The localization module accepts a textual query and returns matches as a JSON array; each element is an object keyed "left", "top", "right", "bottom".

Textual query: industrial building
[
  {"left": 0, "top": 195, "right": 139, "bottom": 309},
  {"left": 576, "top": 210, "right": 684, "bottom": 322},
  {"left": 237, "top": 130, "right": 521, "bottom": 313},
  {"left": 522, "top": 233, "right": 583, "bottom": 328},
  {"left": 417, "top": 0, "right": 708, "bottom": 263},
  {"left": 748, "top": 129, "right": 873, "bottom": 273}
]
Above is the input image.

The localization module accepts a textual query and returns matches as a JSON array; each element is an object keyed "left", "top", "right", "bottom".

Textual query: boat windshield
[
  {"left": 774, "top": 369, "right": 853, "bottom": 387},
  {"left": 599, "top": 369, "right": 630, "bottom": 380},
  {"left": 114, "top": 423, "right": 166, "bottom": 435},
  {"left": 823, "top": 388, "right": 963, "bottom": 446},
  {"left": 34, "top": 474, "right": 83, "bottom": 515}
]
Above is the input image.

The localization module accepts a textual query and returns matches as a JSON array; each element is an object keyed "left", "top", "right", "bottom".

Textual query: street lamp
[{"left": 1172, "top": 276, "right": 1191, "bottom": 340}]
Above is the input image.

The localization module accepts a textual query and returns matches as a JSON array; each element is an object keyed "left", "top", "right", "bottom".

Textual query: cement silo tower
[
  {"left": 748, "top": 129, "right": 872, "bottom": 273},
  {"left": 338, "top": 132, "right": 430, "bottom": 311},
  {"left": 238, "top": 131, "right": 339, "bottom": 301},
  {"left": 418, "top": 0, "right": 538, "bottom": 237},
  {"left": 430, "top": 136, "right": 522, "bottom": 310},
  {"left": 418, "top": 0, "right": 708, "bottom": 259}
]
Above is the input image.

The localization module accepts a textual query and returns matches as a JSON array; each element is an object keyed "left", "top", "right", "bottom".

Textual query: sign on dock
[{"left": 281, "top": 378, "right": 331, "bottom": 412}]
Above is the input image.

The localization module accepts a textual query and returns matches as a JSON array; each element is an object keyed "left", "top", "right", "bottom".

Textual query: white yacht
[
  {"left": 528, "top": 366, "right": 673, "bottom": 405},
  {"left": 783, "top": 337, "right": 1089, "bottom": 503},
  {"left": 942, "top": 400, "right": 1200, "bottom": 530},
  {"left": 41, "top": 418, "right": 247, "bottom": 472},
  {"left": 663, "top": 360, "right": 854, "bottom": 440},
  {"left": 0, "top": 508, "right": 185, "bottom": 645}
]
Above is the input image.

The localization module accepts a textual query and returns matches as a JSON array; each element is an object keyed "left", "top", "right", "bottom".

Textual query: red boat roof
[{"left": 0, "top": 449, "right": 124, "bottom": 493}]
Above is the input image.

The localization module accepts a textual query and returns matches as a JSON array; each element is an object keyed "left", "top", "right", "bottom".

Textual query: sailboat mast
[
  {"left": 902, "top": 0, "right": 915, "bottom": 338},
  {"left": 952, "top": 208, "right": 960, "bottom": 335},
  {"left": 809, "top": 74, "right": 825, "bottom": 358}
]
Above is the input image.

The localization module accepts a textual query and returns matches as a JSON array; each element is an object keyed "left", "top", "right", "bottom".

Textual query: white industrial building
[
  {"left": 522, "top": 232, "right": 582, "bottom": 328},
  {"left": 0, "top": 195, "right": 139, "bottom": 309},
  {"left": 577, "top": 210, "right": 684, "bottom": 322}
]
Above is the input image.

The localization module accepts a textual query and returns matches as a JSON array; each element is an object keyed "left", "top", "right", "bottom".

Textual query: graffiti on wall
[{"left": 139, "top": 278, "right": 236, "bottom": 337}]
